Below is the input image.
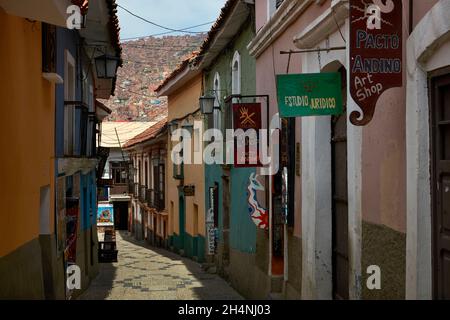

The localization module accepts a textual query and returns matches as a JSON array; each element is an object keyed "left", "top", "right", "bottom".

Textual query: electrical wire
[
  {"left": 120, "top": 21, "right": 214, "bottom": 41},
  {"left": 117, "top": 4, "right": 209, "bottom": 34}
]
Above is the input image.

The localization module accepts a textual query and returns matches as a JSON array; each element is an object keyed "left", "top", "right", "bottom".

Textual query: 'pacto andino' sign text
[{"left": 350, "top": 0, "right": 403, "bottom": 126}]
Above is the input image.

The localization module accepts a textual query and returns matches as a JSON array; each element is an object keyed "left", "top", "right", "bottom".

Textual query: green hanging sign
[{"left": 277, "top": 73, "right": 343, "bottom": 118}]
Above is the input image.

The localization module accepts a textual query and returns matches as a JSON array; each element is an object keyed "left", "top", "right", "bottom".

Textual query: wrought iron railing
[
  {"left": 147, "top": 189, "right": 165, "bottom": 211},
  {"left": 139, "top": 185, "right": 147, "bottom": 203},
  {"left": 134, "top": 183, "right": 139, "bottom": 198},
  {"left": 64, "top": 101, "right": 89, "bottom": 158}
]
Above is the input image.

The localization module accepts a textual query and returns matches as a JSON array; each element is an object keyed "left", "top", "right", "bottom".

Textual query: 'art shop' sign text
[{"left": 349, "top": 0, "right": 403, "bottom": 126}]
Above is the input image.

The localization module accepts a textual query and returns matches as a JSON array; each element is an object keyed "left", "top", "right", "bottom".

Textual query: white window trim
[
  {"left": 213, "top": 72, "right": 222, "bottom": 132},
  {"left": 213, "top": 72, "right": 221, "bottom": 107},
  {"left": 231, "top": 51, "right": 241, "bottom": 95}
]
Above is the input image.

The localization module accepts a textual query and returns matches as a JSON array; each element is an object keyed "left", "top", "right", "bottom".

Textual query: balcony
[
  {"left": 134, "top": 183, "right": 139, "bottom": 198},
  {"left": 128, "top": 180, "right": 135, "bottom": 196},
  {"left": 147, "top": 189, "right": 165, "bottom": 211},
  {"left": 139, "top": 185, "right": 148, "bottom": 203},
  {"left": 110, "top": 184, "right": 129, "bottom": 195},
  {"left": 64, "top": 101, "right": 96, "bottom": 158}
]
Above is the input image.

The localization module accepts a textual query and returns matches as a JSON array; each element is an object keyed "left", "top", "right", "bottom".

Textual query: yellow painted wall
[
  {"left": 166, "top": 74, "right": 206, "bottom": 237},
  {"left": 0, "top": 9, "right": 55, "bottom": 257}
]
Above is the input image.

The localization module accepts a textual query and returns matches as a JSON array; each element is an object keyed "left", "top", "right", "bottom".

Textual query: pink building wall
[
  {"left": 254, "top": 0, "right": 440, "bottom": 235},
  {"left": 361, "top": 0, "right": 440, "bottom": 234},
  {"left": 254, "top": 0, "right": 332, "bottom": 237}
]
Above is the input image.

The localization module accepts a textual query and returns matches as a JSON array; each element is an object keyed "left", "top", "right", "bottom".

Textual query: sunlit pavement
[{"left": 78, "top": 231, "right": 243, "bottom": 300}]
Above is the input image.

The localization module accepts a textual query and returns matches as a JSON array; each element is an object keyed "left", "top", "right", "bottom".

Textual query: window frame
[
  {"left": 213, "top": 72, "right": 222, "bottom": 132},
  {"left": 64, "top": 50, "right": 76, "bottom": 156}
]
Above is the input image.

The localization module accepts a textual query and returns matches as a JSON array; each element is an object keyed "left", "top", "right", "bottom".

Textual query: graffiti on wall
[{"left": 247, "top": 173, "right": 269, "bottom": 230}]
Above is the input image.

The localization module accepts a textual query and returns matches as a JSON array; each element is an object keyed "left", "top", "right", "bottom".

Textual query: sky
[{"left": 116, "top": 0, "right": 227, "bottom": 41}]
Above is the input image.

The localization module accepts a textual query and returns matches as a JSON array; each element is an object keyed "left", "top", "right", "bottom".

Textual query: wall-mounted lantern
[
  {"left": 95, "top": 54, "right": 120, "bottom": 79},
  {"left": 199, "top": 94, "right": 215, "bottom": 115}
]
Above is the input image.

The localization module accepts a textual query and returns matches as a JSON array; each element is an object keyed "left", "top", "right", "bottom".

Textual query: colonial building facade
[{"left": 124, "top": 120, "right": 169, "bottom": 248}]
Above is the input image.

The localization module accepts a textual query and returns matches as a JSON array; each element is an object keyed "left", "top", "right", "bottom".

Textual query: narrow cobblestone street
[{"left": 78, "top": 231, "right": 243, "bottom": 300}]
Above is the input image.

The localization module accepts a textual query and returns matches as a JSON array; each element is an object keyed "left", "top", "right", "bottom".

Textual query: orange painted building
[
  {"left": 0, "top": 0, "right": 122, "bottom": 299},
  {"left": 0, "top": 7, "right": 57, "bottom": 299}
]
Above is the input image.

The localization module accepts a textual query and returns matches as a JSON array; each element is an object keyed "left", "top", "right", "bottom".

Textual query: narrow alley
[
  {"left": 78, "top": 232, "right": 242, "bottom": 300},
  {"left": 2, "top": 0, "right": 450, "bottom": 304}
]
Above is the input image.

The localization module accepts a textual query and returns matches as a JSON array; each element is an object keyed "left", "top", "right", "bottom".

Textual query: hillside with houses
[{"left": 100, "top": 34, "right": 205, "bottom": 122}]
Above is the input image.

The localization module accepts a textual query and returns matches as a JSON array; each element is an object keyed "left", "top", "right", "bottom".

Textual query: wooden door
[
  {"left": 331, "top": 67, "right": 349, "bottom": 300},
  {"left": 431, "top": 72, "right": 450, "bottom": 300}
]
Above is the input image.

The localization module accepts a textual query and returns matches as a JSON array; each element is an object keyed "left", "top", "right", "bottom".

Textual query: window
[
  {"left": 42, "top": 23, "right": 56, "bottom": 73},
  {"left": 213, "top": 72, "right": 222, "bottom": 132},
  {"left": 64, "top": 50, "right": 76, "bottom": 156},
  {"left": 138, "top": 159, "right": 142, "bottom": 184},
  {"left": 111, "top": 162, "right": 128, "bottom": 185},
  {"left": 231, "top": 52, "right": 241, "bottom": 96},
  {"left": 229, "top": 52, "right": 241, "bottom": 130},
  {"left": 144, "top": 158, "right": 149, "bottom": 188},
  {"left": 173, "top": 137, "right": 184, "bottom": 179},
  {"left": 87, "top": 85, "right": 95, "bottom": 157},
  {"left": 159, "top": 162, "right": 165, "bottom": 210}
]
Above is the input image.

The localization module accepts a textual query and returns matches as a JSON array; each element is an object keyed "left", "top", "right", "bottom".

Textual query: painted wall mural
[{"left": 247, "top": 173, "right": 269, "bottom": 230}]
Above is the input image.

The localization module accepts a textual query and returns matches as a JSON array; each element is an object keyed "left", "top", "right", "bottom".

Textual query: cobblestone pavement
[{"left": 78, "top": 231, "right": 243, "bottom": 300}]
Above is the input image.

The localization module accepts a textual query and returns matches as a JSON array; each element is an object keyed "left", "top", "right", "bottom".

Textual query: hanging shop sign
[
  {"left": 232, "top": 103, "right": 262, "bottom": 167},
  {"left": 276, "top": 73, "right": 343, "bottom": 118},
  {"left": 183, "top": 185, "right": 195, "bottom": 197},
  {"left": 349, "top": 0, "right": 403, "bottom": 126},
  {"left": 65, "top": 198, "right": 80, "bottom": 264},
  {"left": 206, "top": 187, "right": 218, "bottom": 255},
  {"left": 97, "top": 203, "right": 114, "bottom": 226},
  {"left": 206, "top": 212, "right": 216, "bottom": 255}
]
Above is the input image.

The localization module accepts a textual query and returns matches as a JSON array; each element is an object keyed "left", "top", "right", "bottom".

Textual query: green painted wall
[
  {"left": 169, "top": 233, "right": 206, "bottom": 263},
  {"left": 204, "top": 21, "right": 257, "bottom": 254}
]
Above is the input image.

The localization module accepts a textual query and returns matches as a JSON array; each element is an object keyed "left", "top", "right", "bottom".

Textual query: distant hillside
[{"left": 99, "top": 34, "right": 206, "bottom": 122}]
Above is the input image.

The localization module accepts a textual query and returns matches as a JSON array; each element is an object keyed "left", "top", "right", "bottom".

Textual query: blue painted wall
[
  {"left": 80, "top": 170, "right": 97, "bottom": 231},
  {"left": 54, "top": 27, "right": 97, "bottom": 230},
  {"left": 204, "top": 22, "right": 257, "bottom": 254}
]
